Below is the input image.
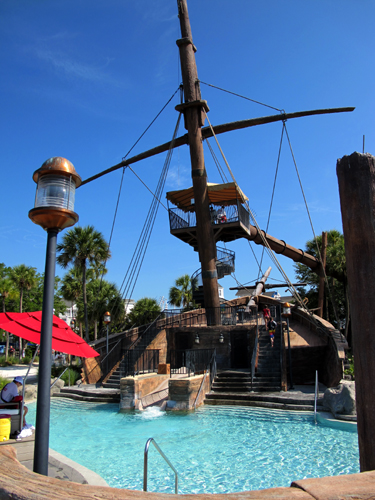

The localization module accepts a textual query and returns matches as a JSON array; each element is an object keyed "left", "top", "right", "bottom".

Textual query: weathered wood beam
[
  {"left": 337, "top": 152, "right": 375, "bottom": 472},
  {"left": 247, "top": 266, "right": 272, "bottom": 308},
  {"left": 80, "top": 107, "right": 355, "bottom": 187}
]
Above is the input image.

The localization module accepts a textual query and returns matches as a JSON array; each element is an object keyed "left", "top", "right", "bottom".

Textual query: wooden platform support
[{"left": 337, "top": 152, "right": 375, "bottom": 471}]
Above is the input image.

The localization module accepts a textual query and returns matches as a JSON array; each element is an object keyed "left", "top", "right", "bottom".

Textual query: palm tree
[
  {"left": 126, "top": 298, "right": 161, "bottom": 328},
  {"left": 9, "top": 264, "right": 38, "bottom": 359},
  {"left": 168, "top": 274, "right": 196, "bottom": 309},
  {"left": 84, "top": 279, "right": 124, "bottom": 340},
  {"left": 0, "top": 264, "right": 16, "bottom": 359},
  {"left": 56, "top": 226, "right": 111, "bottom": 342}
]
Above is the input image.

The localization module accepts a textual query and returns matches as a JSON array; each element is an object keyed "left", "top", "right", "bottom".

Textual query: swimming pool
[{"left": 28, "top": 400, "right": 359, "bottom": 494}]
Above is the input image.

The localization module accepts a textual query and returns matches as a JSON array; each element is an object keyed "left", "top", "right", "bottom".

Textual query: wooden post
[
  {"left": 337, "top": 152, "right": 375, "bottom": 471},
  {"left": 317, "top": 231, "right": 327, "bottom": 317},
  {"left": 176, "top": 0, "right": 220, "bottom": 324}
]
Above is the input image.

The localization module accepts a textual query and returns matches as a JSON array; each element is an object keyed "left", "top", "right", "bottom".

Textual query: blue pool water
[{"left": 28, "top": 400, "right": 359, "bottom": 494}]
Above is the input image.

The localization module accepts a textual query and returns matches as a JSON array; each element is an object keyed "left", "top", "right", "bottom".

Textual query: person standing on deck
[{"left": 262, "top": 306, "right": 271, "bottom": 329}]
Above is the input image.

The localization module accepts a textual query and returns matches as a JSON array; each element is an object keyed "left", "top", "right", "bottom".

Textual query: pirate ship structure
[{"left": 82, "top": 0, "right": 351, "bottom": 397}]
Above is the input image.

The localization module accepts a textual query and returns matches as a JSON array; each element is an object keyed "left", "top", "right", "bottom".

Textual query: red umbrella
[{"left": 0, "top": 311, "right": 99, "bottom": 358}]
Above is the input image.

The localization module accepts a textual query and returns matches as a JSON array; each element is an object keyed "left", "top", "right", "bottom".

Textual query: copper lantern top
[{"left": 32, "top": 157, "right": 82, "bottom": 187}]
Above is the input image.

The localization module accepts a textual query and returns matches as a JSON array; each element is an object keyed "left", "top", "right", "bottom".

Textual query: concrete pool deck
[{"left": 0, "top": 444, "right": 373, "bottom": 500}]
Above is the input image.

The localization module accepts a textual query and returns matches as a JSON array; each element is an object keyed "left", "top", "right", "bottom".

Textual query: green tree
[
  {"left": 9, "top": 264, "right": 38, "bottom": 359},
  {"left": 294, "top": 230, "right": 348, "bottom": 335},
  {"left": 21, "top": 274, "right": 66, "bottom": 317},
  {"left": 168, "top": 274, "right": 197, "bottom": 310},
  {"left": 56, "top": 226, "right": 111, "bottom": 342},
  {"left": 125, "top": 298, "right": 161, "bottom": 329},
  {"left": 83, "top": 279, "right": 124, "bottom": 340},
  {"left": 0, "top": 264, "right": 16, "bottom": 359}
]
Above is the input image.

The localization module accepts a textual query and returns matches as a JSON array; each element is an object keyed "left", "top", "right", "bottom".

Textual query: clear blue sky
[{"left": 1, "top": 1, "right": 374, "bottom": 304}]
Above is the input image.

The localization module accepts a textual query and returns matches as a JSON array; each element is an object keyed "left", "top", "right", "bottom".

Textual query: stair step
[{"left": 204, "top": 399, "right": 324, "bottom": 412}]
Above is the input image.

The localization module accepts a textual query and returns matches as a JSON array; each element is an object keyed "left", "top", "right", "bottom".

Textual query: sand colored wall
[
  {"left": 120, "top": 374, "right": 169, "bottom": 410},
  {"left": 167, "top": 374, "right": 210, "bottom": 411}
]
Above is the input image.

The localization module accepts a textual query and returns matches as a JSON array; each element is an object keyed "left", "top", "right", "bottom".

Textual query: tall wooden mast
[{"left": 176, "top": 0, "right": 220, "bottom": 324}]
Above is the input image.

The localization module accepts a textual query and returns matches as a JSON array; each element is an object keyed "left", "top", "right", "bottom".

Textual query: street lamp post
[{"left": 29, "top": 157, "right": 81, "bottom": 476}]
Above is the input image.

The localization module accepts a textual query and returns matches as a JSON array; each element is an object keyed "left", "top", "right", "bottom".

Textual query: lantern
[
  {"left": 29, "top": 157, "right": 81, "bottom": 231},
  {"left": 282, "top": 302, "right": 292, "bottom": 317}
]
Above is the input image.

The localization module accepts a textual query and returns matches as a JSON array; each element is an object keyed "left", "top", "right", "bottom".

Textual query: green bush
[
  {"left": 0, "top": 376, "right": 10, "bottom": 390},
  {"left": 51, "top": 365, "right": 81, "bottom": 386},
  {"left": 344, "top": 354, "right": 355, "bottom": 380},
  {"left": 0, "top": 355, "right": 18, "bottom": 367},
  {"left": 60, "top": 368, "right": 81, "bottom": 386}
]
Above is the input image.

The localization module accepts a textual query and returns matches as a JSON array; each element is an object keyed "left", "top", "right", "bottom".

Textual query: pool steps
[{"left": 52, "top": 386, "right": 120, "bottom": 403}]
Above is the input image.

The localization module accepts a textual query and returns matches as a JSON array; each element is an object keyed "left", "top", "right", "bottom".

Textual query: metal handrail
[
  {"left": 144, "top": 438, "right": 178, "bottom": 494},
  {"left": 250, "top": 312, "right": 260, "bottom": 391},
  {"left": 314, "top": 370, "right": 319, "bottom": 424},
  {"left": 193, "top": 349, "right": 216, "bottom": 409}
]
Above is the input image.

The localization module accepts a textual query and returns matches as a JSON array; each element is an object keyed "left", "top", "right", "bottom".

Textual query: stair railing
[
  {"left": 314, "top": 370, "right": 319, "bottom": 424},
  {"left": 250, "top": 311, "right": 260, "bottom": 391},
  {"left": 193, "top": 349, "right": 216, "bottom": 409},
  {"left": 144, "top": 438, "right": 178, "bottom": 494}
]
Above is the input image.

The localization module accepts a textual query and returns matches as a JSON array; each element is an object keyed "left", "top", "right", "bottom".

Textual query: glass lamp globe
[{"left": 29, "top": 157, "right": 81, "bottom": 231}]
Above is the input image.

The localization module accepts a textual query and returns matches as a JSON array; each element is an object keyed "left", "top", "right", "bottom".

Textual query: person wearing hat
[{"left": 0, "top": 376, "right": 28, "bottom": 426}]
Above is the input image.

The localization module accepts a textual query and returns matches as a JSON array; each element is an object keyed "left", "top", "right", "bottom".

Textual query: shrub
[
  {"left": 0, "top": 376, "right": 10, "bottom": 390},
  {"left": 60, "top": 368, "right": 81, "bottom": 386},
  {"left": 51, "top": 365, "right": 81, "bottom": 386},
  {"left": 344, "top": 354, "right": 355, "bottom": 380},
  {"left": 0, "top": 356, "right": 18, "bottom": 367}
]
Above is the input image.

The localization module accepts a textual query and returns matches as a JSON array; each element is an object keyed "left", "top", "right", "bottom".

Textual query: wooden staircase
[{"left": 204, "top": 326, "right": 326, "bottom": 411}]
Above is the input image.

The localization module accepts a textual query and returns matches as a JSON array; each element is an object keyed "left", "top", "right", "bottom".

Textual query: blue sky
[{"left": 1, "top": 1, "right": 374, "bottom": 305}]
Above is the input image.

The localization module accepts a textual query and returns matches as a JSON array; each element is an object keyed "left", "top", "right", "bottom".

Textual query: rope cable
[
  {"left": 112, "top": 114, "right": 182, "bottom": 328},
  {"left": 284, "top": 124, "right": 340, "bottom": 326},
  {"left": 121, "top": 87, "right": 180, "bottom": 162},
  {"left": 258, "top": 122, "right": 285, "bottom": 279},
  {"left": 199, "top": 80, "right": 282, "bottom": 112},
  {"left": 203, "top": 110, "right": 310, "bottom": 314},
  {"left": 205, "top": 138, "right": 229, "bottom": 183}
]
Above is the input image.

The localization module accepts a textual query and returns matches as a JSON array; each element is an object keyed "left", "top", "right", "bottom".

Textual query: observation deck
[{"left": 166, "top": 182, "right": 251, "bottom": 249}]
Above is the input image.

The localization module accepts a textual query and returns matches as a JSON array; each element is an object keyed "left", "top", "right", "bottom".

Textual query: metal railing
[
  {"left": 193, "top": 349, "right": 216, "bottom": 409},
  {"left": 250, "top": 313, "right": 260, "bottom": 390},
  {"left": 168, "top": 200, "right": 250, "bottom": 231},
  {"left": 314, "top": 370, "right": 319, "bottom": 424},
  {"left": 170, "top": 348, "right": 215, "bottom": 377},
  {"left": 120, "top": 349, "right": 160, "bottom": 378},
  {"left": 144, "top": 438, "right": 178, "bottom": 494}
]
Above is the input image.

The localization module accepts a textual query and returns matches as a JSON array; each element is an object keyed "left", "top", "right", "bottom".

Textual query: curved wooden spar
[{"left": 80, "top": 106, "right": 354, "bottom": 187}]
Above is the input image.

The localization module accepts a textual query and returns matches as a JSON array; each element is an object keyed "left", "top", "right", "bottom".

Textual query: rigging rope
[
  {"left": 283, "top": 124, "right": 340, "bottom": 326},
  {"left": 90, "top": 89, "right": 181, "bottom": 337},
  {"left": 121, "top": 87, "right": 180, "bottom": 162},
  {"left": 199, "top": 80, "right": 282, "bottom": 112},
  {"left": 205, "top": 139, "right": 229, "bottom": 184},
  {"left": 115, "top": 113, "right": 183, "bottom": 326},
  {"left": 203, "top": 110, "right": 310, "bottom": 314},
  {"left": 258, "top": 122, "right": 286, "bottom": 279}
]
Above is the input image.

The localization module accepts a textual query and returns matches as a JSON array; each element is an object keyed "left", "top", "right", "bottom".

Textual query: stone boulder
[
  {"left": 24, "top": 384, "right": 37, "bottom": 401},
  {"left": 323, "top": 380, "right": 356, "bottom": 419},
  {"left": 50, "top": 377, "right": 65, "bottom": 395}
]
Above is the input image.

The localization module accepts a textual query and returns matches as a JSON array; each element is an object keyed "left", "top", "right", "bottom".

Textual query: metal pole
[
  {"left": 286, "top": 317, "right": 294, "bottom": 390},
  {"left": 106, "top": 324, "right": 109, "bottom": 355},
  {"left": 33, "top": 228, "right": 58, "bottom": 475}
]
